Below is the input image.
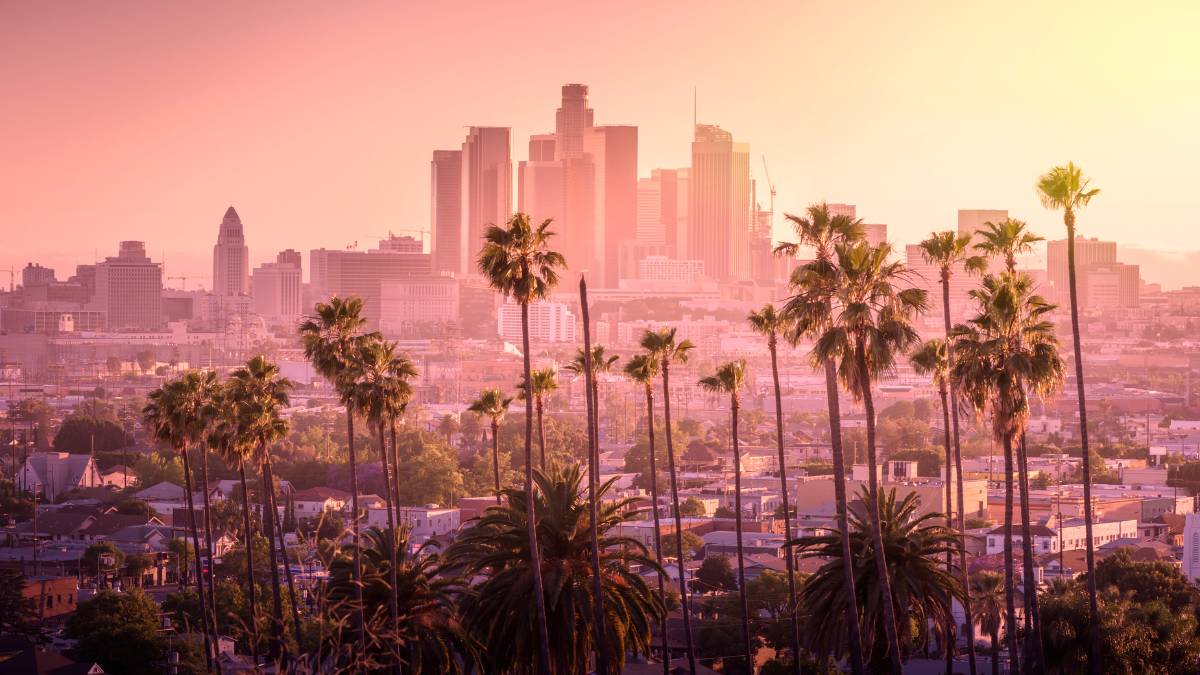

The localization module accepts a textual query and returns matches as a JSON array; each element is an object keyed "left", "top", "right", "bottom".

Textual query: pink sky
[{"left": 2, "top": 2, "right": 1198, "bottom": 288}]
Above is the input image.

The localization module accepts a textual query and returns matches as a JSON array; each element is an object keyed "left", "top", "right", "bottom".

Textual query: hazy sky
[{"left": 3, "top": 2, "right": 1198, "bottom": 288}]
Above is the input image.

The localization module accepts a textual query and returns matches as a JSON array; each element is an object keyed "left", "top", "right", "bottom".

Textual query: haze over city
[
  {"left": 3, "top": 4, "right": 1200, "bottom": 675},
  {"left": 3, "top": 2, "right": 1199, "bottom": 289}
]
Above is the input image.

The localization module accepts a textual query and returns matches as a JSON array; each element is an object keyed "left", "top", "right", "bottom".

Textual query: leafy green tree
[
  {"left": 661, "top": 530, "right": 704, "bottom": 561},
  {"left": 1092, "top": 549, "right": 1198, "bottom": 613},
  {"left": 53, "top": 414, "right": 128, "bottom": 452},
  {"left": 0, "top": 570, "right": 35, "bottom": 633},
  {"left": 678, "top": 496, "right": 706, "bottom": 517},
  {"left": 695, "top": 555, "right": 738, "bottom": 593},
  {"left": 9, "top": 398, "right": 53, "bottom": 450},
  {"left": 68, "top": 590, "right": 165, "bottom": 675},
  {"left": 394, "top": 443, "right": 463, "bottom": 506},
  {"left": 83, "top": 541, "right": 125, "bottom": 579}
]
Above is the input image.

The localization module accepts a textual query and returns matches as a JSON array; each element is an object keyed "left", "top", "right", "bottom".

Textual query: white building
[
  {"left": 1183, "top": 513, "right": 1200, "bottom": 582},
  {"left": 379, "top": 276, "right": 460, "bottom": 335},
  {"left": 497, "top": 300, "right": 576, "bottom": 344},
  {"left": 365, "top": 505, "right": 460, "bottom": 539},
  {"left": 637, "top": 256, "right": 704, "bottom": 282},
  {"left": 251, "top": 256, "right": 302, "bottom": 324},
  {"left": 985, "top": 516, "right": 1139, "bottom": 556}
]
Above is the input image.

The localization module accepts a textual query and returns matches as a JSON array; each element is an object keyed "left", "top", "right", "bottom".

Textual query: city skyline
[{"left": 3, "top": 2, "right": 1199, "bottom": 289}]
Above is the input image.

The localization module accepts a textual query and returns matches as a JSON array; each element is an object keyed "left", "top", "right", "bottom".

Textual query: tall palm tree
[
  {"left": 698, "top": 359, "right": 753, "bottom": 673},
  {"left": 187, "top": 370, "right": 225, "bottom": 675},
  {"left": 467, "top": 389, "right": 514, "bottom": 504},
  {"left": 382, "top": 350, "right": 417, "bottom": 563},
  {"left": 952, "top": 273, "right": 1065, "bottom": 674},
  {"left": 477, "top": 212, "right": 566, "bottom": 675},
  {"left": 640, "top": 326, "right": 698, "bottom": 674},
  {"left": 449, "top": 464, "right": 664, "bottom": 674},
  {"left": 777, "top": 202, "right": 868, "bottom": 675},
  {"left": 144, "top": 374, "right": 219, "bottom": 672},
  {"left": 974, "top": 216, "right": 1047, "bottom": 668},
  {"left": 970, "top": 571, "right": 1005, "bottom": 675},
  {"left": 808, "top": 241, "right": 927, "bottom": 675},
  {"left": 517, "top": 367, "right": 559, "bottom": 468},
  {"left": 228, "top": 355, "right": 294, "bottom": 662},
  {"left": 1036, "top": 163, "right": 1101, "bottom": 673},
  {"left": 624, "top": 352, "right": 670, "bottom": 675},
  {"left": 791, "top": 488, "right": 963, "bottom": 669},
  {"left": 747, "top": 303, "right": 802, "bottom": 673},
  {"left": 299, "top": 297, "right": 375, "bottom": 650},
  {"left": 347, "top": 336, "right": 406, "bottom": 665},
  {"left": 325, "top": 528, "right": 479, "bottom": 673},
  {"left": 910, "top": 338, "right": 964, "bottom": 674},
  {"left": 205, "top": 385, "right": 261, "bottom": 666}
]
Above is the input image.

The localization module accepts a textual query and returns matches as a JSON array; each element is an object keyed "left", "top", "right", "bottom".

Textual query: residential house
[{"left": 17, "top": 453, "right": 102, "bottom": 500}]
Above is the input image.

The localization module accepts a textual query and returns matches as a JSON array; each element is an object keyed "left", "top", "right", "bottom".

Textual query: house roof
[
  {"left": 0, "top": 637, "right": 104, "bottom": 675},
  {"left": 20, "top": 511, "right": 96, "bottom": 537},
  {"left": 134, "top": 481, "right": 185, "bottom": 501},
  {"left": 292, "top": 486, "right": 350, "bottom": 502},
  {"left": 85, "top": 513, "right": 162, "bottom": 537},
  {"left": 987, "top": 524, "right": 1057, "bottom": 538}
]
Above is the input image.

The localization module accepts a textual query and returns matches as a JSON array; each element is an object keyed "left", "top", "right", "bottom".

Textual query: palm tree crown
[
  {"left": 909, "top": 339, "right": 949, "bottom": 390},
  {"left": 974, "top": 218, "right": 1043, "bottom": 272},
  {"left": 517, "top": 367, "right": 559, "bottom": 402},
  {"left": 1035, "top": 162, "right": 1101, "bottom": 228},
  {"left": 467, "top": 389, "right": 512, "bottom": 426},
  {"left": 477, "top": 213, "right": 567, "bottom": 304}
]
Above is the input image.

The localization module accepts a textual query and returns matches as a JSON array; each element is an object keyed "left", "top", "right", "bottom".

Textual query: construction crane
[
  {"left": 167, "top": 275, "right": 207, "bottom": 291},
  {"left": 761, "top": 156, "right": 776, "bottom": 233}
]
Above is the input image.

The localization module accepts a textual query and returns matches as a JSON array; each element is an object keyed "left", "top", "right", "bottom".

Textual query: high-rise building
[
  {"left": 689, "top": 124, "right": 750, "bottom": 281},
  {"left": 430, "top": 149, "right": 462, "bottom": 274},
  {"left": 518, "top": 135, "right": 565, "bottom": 234},
  {"left": 251, "top": 251, "right": 302, "bottom": 324},
  {"left": 212, "top": 206, "right": 250, "bottom": 297},
  {"left": 862, "top": 223, "right": 888, "bottom": 247},
  {"left": 637, "top": 256, "right": 704, "bottom": 282},
  {"left": 636, "top": 177, "right": 663, "bottom": 246},
  {"left": 497, "top": 299, "right": 576, "bottom": 343},
  {"left": 310, "top": 236, "right": 432, "bottom": 329},
  {"left": 459, "top": 127, "right": 512, "bottom": 275},
  {"left": 93, "top": 241, "right": 163, "bottom": 330},
  {"left": 636, "top": 169, "right": 684, "bottom": 253},
  {"left": 379, "top": 276, "right": 460, "bottom": 336},
  {"left": 958, "top": 209, "right": 1009, "bottom": 274},
  {"left": 583, "top": 125, "right": 637, "bottom": 287},
  {"left": 21, "top": 264, "right": 55, "bottom": 288},
  {"left": 1084, "top": 263, "right": 1140, "bottom": 310},
  {"left": 827, "top": 203, "right": 856, "bottom": 220},
  {"left": 1047, "top": 236, "right": 1118, "bottom": 305},
  {"left": 554, "top": 84, "right": 594, "bottom": 160}
]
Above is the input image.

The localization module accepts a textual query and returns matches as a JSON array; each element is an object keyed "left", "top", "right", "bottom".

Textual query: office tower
[
  {"left": 1046, "top": 236, "right": 1118, "bottom": 305},
  {"left": 554, "top": 83, "right": 594, "bottom": 160},
  {"left": 828, "top": 203, "right": 856, "bottom": 219},
  {"left": 636, "top": 169, "right": 684, "bottom": 253},
  {"left": 460, "top": 127, "right": 512, "bottom": 275},
  {"left": 379, "top": 276, "right": 460, "bottom": 337},
  {"left": 528, "top": 134, "right": 556, "bottom": 162},
  {"left": 213, "top": 206, "right": 250, "bottom": 297},
  {"left": 377, "top": 233, "right": 424, "bottom": 253},
  {"left": 636, "top": 177, "right": 664, "bottom": 245},
  {"left": 689, "top": 124, "right": 750, "bottom": 281},
  {"left": 497, "top": 299, "right": 577, "bottom": 343},
  {"left": 638, "top": 256, "right": 704, "bottom": 282},
  {"left": 1084, "top": 263, "right": 1140, "bottom": 310},
  {"left": 958, "top": 209, "right": 1009, "bottom": 274},
  {"left": 583, "top": 125, "right": 638, "bottom": 287},
  {"left": 252, "top": 251, "right": 302, "bottom": 324},
  {"left": 21, "top": 264, "right": 55, "bottom": 287},
  {"left": 431, "top": 149, "right": 463, "bottom": 274},
  {"left": 93, "top": 241, "right": 163, "bottom": 330},
  {"left": 906, "top": 243, "right": 978, "bottom": 331},
  {"left": 862, "top": 223, "right": 888, "bottom": 247},
  {"left": 518, "top": 135, "right": 565, "bottom": 232},
  {"left": 310, "top": 236, "right": 432, "bottom": 329}
]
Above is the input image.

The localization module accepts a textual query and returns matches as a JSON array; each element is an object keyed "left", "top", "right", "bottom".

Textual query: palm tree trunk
[
  {"left": 937, "top": 384, "right": 956, "bottom": 675},
  {"left": 644, "top": 383, "right": 670, "bottom": 675},
  {"left": 180, "top": 448, "right": 215, "bottom": 674},
  {"left": 536, "top": 397, "right": 547, "bottom": 469},
  {"left": 520, "top": 301, "right": 553, "bottom": 675},
  {"left": 1065, "top": 215, "right": 1101, "bottom": 675},
  {"left": 268, "top": 474, "right": 303, "bottom": 652},
  {"left": 579, "top": 280, "right": 610, "bottom": 675},
  {"left": 346, "top": 407, "right": 366, "bottom": 654},
  {"left": 731, "top": 396, "right": 753, "bottom": 673},
  {"left": 662, "top": 361, "right": 698, "bottom": 674},
  {"left": 823, "top": 357, "right": 866, "bottom": 675},
  {"left": 490, "top": 420, "right": 502, "bottom": 505},
  {"left": 854, "top": 344, "right": 903, "bottom": 675},
  {"left": 196, "top": 445, "right": 224, "bottom": 675},
  {"left": 259, "top": 453, "right": 285, "bottom": 662},
  {"left": 376, "top": 421, "right": 401, "bottom": 670},
  {"left": 237, "top": 463, "right": 260, "bottom": 668},
  {"left": 768, "top": 338, "right": 803, "bottom": 675},
  {"left": 1017, "top": 434, "right": 1044, "bottom": 675},
  {"left": 942, "top": 270, "right": 977, "bottom": 675},
  {"left": 1001, "top": 433, "right": 1020, "bottom": 673},
  {"left": 990, "top": 628, "right": 1000, "bottom": 675}
]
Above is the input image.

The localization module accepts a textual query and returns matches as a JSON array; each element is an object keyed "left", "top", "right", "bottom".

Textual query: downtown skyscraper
[
  {"left": 430, "top": 149, "right": 463, "bottom": 274},
  {"left": 456, "top": 127, "right": 512, "bottom": 275},
  {"left": 689, "top": 124, "right": 750, "bottom": 281},
  {"left": 212, "top": 206, "right": 250, "bottom": 296}
]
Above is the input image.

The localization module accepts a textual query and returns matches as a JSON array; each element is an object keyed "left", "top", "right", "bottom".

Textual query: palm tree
[
  {"left": 517, "top": 366, "right": 559, "bottom": 468},
  {"left": 227, "top": 355, "right": 294, "bottom": 662},
  {"left": 205, "top": 385, "right": 261, "bottom": 666},
  {"left": 347, "top": 336, "right": 406, "bottom": 665},
  {"left": 974, "top": 216, "right": 1047, "bottom": 667},
  {"left": 1036, "top": 162, "right": 1101, "bottom": 673},
  {"left": 910, "top": 338, "right": 970, "bottom": 675},
  {"left": 566, "top": 346, "right": 619, "bottom": 463},
  {"left": 477, "top": 212, "right": 566, "bottom": 674},
  {"left": 808, "top": 241, "right": 927, "bottom": 675},
  {"left": 325, "top": 527, "right": 478, "bottom": 673},
  {"left": 640, "top": 327, "right": 698, "bottom": 674},
  {"left": 144, "top": 374, "right": 219, "bottom": 672},
  {"left": 952, "top": 273, "right": 1065, "bottom": 674},
  {"left": 791, "top": 488, "right": 963, "bottom": 669},
  {"left": 299, "top": 296, "right": 375, "bottom": 650},
  {"left": 623, "top": 352, "right": 670, "bottom": 675},
  {"left": 918, "top": 228, "right": 987, "bottom": 673},
  {"left": 777, "top": 202, "right": 868, "bottom": 675},
  {"left": 747, "top": 303, "right": 802, "bottom": 672},
  {"left": 698, "top": 359, "right": 752, "bottom": 673},
  {"left": 970, "top": 571, "right": 1005, "bottom": 675},
  {"left": 467, "top": 389, "right": 514, "bottom": 504},
  {"left": 187, "top": 370, "right": 225, "bottom": 675},
  {"left": 449, "top": 464, "right": 664, "bottom": 674}
]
